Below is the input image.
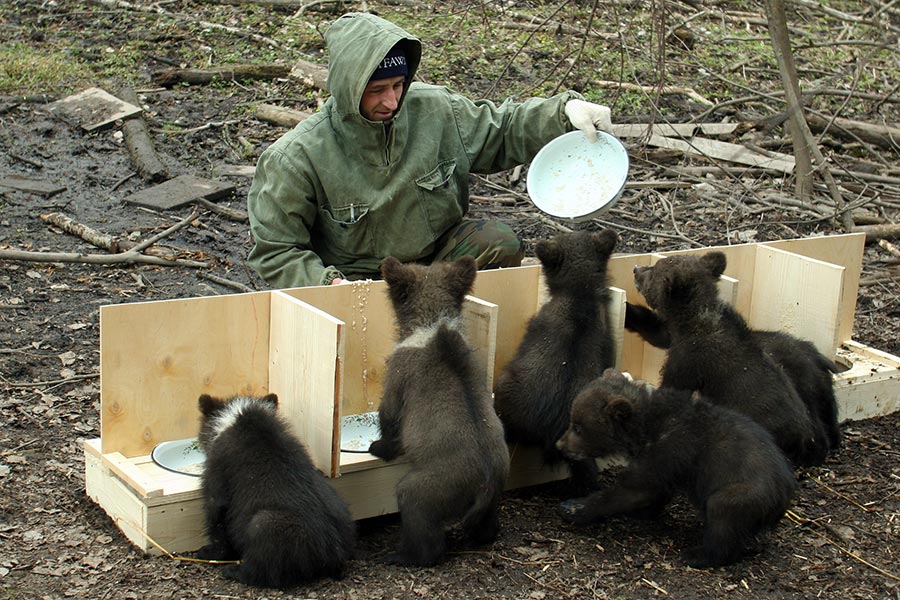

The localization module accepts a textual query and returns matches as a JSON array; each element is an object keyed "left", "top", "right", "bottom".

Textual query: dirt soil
[{"left": 2, "top": 1, "right": 900, "bottom": 599}]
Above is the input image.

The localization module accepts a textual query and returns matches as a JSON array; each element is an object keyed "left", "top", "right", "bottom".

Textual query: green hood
[{"left": 325, "top": 13, "right": 422, "bottom": 121}]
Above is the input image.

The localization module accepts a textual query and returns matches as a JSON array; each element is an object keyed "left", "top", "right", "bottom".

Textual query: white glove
[{"left": 564, "top": 99, "right": 612, "bottom": 143}]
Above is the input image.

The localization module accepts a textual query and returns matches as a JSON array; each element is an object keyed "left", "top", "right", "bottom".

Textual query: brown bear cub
[
  {"left": 625, "top": 304, "right": 842, "bottom": 453},
  {"left": 368, "top": 256, "right": 510, "bottom": 567},
  {"left": 557, "top": 369, "right": 797, "bottom": 568},
  {"left": 494, "top": 229, "right": 618, "bottom": 492},
  {"left": 630, "top": 251, "right": 830, "bottom": 466},
  {"left": 197, "top": 394, "right": 355, "bottom": 588}
]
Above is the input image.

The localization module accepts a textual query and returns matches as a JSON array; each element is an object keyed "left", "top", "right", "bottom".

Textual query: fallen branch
[
  {"left": 89, "top": 0, "right": 281, "bottom": 47},
  {"left": 195, "top": 198, "right": 248, "bottom": 222},
  {"left": 197, "top": 271, "right": 255, "bottom": 293},
  {"left": 593, "top": 80, "right": 713, "bottom": 106},
  {"left": 119, "top": 87, "right": 169, "bottom": 183},
  {"left": 0, "top": 248, "right": 207, "bottom": 268},
  {"left": 253, "top": 103, "right": 312, "bottom": 128},
  {"left": 852, "top": 223, "right": 900, "bottom": 243},
  {"left": 5, "top": 209, "right": 208, "bottom": 267},
  {"left": 40, "top": 212, "right": 178, "bottom": 258},
  {"left": 41, "top": 212, "right": 122, "bottom": 252},
  {"left": 152, "top": 64, "right": 292, "bottom": 87},
  {"left": 806, "top": 113, "right": 900, "bottom": 151}
]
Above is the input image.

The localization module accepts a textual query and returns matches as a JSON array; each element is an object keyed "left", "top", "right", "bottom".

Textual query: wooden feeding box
[{"left": 84, "top": 233, "right": 900, "bottom": 555}]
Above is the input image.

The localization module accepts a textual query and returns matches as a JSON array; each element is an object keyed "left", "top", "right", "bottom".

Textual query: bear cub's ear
[
  {"left": 534, "top": 239, "right": 562, "bottom": 271},
  {"left": 592, "top": 229, "right": 618, "bottom": 255},
  {"left": 381, "top": 256, "right": 416, "bottom": 303},
  {"left": 700, "top": 251, "right": 727, "bottom": 278},
  {"left": 447, "top": 256, "right": 477, "bottom": 300},
  {"left": 198, "top": 394, "right": 221, "bottom": 417}
]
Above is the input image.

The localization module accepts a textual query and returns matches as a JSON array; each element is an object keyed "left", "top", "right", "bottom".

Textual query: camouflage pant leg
[{"left": 432, "top": 219, "right": 525, "bottom": 269}]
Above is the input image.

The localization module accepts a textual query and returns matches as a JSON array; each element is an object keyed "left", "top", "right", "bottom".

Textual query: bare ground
[{"left": 2, "top": 1, "right": 900, "bottom": 599}]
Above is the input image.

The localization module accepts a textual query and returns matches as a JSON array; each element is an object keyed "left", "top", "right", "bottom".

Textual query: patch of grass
[{"left": 0, "top": 43, "right": 92, "bottom": 95}]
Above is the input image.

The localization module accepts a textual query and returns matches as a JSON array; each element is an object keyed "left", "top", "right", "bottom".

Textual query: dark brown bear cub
[
  {"left": 197, "top": 394, "right": 355, "bottom": 588},
  {"left": 494, "top": 229, "right": 618, "bottom": 492},
  {"left": 631, "top": 251, "right": 829, "bottom": 466},
  {"left": 368, "top": 256, "right": 510, "bottom": 567},
  {"left": 557, "top": 369, "right": 796, "bottom": 568},
  {"left": 625, "top": 303, "right": 842, "bottom": 453}
]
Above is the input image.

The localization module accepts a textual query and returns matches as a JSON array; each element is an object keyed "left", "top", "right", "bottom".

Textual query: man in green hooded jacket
[{"left": 248, "top": 12, "right": 613, "bottom": 288}]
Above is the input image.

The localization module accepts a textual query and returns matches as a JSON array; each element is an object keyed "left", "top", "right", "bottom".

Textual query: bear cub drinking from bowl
[
  {"left": 368, "top": 256, "right": 509, "bottom": 567},
  {"left": 557, "top": 369, "right": 796, "bottom": 567},
  {"left": 494, "top": 229, "right": 618, "bottom": 493},
  {"left": 197, "top": 393, "right": 355, "bottom": 588}
]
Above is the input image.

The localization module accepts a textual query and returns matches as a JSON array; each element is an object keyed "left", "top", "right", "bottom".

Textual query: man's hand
[
  {"left": 564, "top": 99, "right": 613, "bottom": 143},
  {"left": 330, "top": 277, "right": 345, "bottom": 285}
]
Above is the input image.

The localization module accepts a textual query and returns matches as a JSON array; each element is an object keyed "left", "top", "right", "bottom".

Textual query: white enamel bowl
[
  {"left": 151, "top": 438, "right": 206, "bottom": 477},
  {"left": 527, "top": 130, "right": 629, "bottom": 221}
]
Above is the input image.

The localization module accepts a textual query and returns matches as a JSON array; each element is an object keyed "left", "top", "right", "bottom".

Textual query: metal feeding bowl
[{"left": 526, "top": 130, "right": 629, "bottom": 222}]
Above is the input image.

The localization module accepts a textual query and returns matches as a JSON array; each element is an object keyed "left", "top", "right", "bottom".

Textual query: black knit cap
[{"left": 369, "top": 43, "right": 408, "bottom": 81}]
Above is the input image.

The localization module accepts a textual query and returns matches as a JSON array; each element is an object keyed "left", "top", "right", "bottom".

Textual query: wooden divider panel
[
  {"left": 268, "top": 291, "right": 343, "bottom": 477},
  {"left": 283, "top": 281, "right": 395, "bottom": 417},
  {"left": 100, "top": 292, "right": 271, "bottom": 457},
  {"left": 748, "top": 246, "right": 844, "bottom": 357},
  {"left": 471, "top": 265, "right": 542, "bottom": 385}
]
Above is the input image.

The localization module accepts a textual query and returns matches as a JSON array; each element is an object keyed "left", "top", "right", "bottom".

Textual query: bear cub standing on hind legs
[
  {"left": 557, "top": 369, "right": 797, "bottom": 568},
  {"left": 629, "top": 251, "right": 830, "bottom": 466},
  {"left": 368, "top": 256, "right": 510, "bottom": 567},
  {"left": 197, "top": 393, "right": 355, "bottom": 588},
  {"left": 494, "top": 229, "right": 618, "bottom": 493}
]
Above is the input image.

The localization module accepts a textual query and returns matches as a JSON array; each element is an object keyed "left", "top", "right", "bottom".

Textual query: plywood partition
[
  {"left": 268, "top": 292, "right": 343, "bottom": 477},
  {"left": 764, "top": 233, "right": 864, "bottom": 344},
  {"left": 470, "top": 265, "right": 543, "bottom": 384},
  {"left": 283, "top": 281, "right": 395, "bottom": 417},
  {"left": 747, "top": 246, "right": 844, "bottom": 357},
  {"left": 462, "top": 296, "right": 500, "bottom": 392},
  {"left": 100, "top": 292, "right": 271, "bottom": 457}
]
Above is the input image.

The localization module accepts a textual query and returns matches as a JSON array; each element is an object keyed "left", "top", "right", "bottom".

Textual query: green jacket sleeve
[
  {"left": 454, "top": 90, "right": 583, "bottom": 174},
  {"left": 247, "top": 148, "right": 344, "bottom": 288}
]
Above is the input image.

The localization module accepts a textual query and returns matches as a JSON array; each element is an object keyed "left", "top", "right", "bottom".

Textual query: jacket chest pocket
[
  {"left": 415, "top": 159, "right": 463, "bottom": 237},
  {"left": 319, "top": 202, "right": 375, "bottom": 262}
]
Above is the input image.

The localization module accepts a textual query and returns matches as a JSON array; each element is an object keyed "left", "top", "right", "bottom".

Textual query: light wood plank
[
  {"left": 462, "top": 296, "right": 499, "bottom": 393},
  {"left": 471, "top": 265, "right": 543, "bottom": 385},
  {"left": 646, "top": 134, "right": 796, "bottom": 173},
  {"left": 268, "top": 291, "right": 343, "bottom": 477},
  {"left": 749, "top": 246, "right": 844, "bottom": 357},
  {"left": 283, "top": 280, "right": 395, "bottom": 417},
  {"left": 763, "top": 233, "right": 864, "bottom": 344},
  {"left": 100, "top": 292, "right": 271, "bottom": 457}
]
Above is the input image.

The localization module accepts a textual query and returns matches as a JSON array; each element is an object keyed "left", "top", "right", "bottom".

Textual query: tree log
[
  {"left": 118, "top": 88, "right": 169, "bottom": 183},
  {"left": 253, "top": 103, "right": 312, "bottom": 128},
  {"left": 806, "top": 113, "right": 900, "bottom": 150},
  {"left": 151, "top": 64, "right": 292, "bottom": 87},
  {"left": 851, "top": 223, "right": 900, "bottom": 243},
  {"left": 289, "top": 58, "right": 329, "bottom": 91}
]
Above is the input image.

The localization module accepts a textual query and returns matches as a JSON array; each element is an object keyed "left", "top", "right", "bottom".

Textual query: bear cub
[
  {"left": 557, "top": 369, "right": 797, "bottom": 568},
  {"left": 625, "top": 304, "right": 842, "bottom": 453},
  {"left": 630, "top": 251, "right": 829, "bottom": 466},
  {"left": 494, "top": 229, "right": 618, "bottom": 492},
  {"left": 197, "top": 393, "right": 355, "bottom": 588},
  {"left": 368, "top": 256, "right": 510, "bottom": 567}
]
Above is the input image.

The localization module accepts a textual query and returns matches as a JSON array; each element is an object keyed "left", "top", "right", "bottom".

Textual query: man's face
[{"left": 360, "top": 75, "right": 405, "bottom": 122}]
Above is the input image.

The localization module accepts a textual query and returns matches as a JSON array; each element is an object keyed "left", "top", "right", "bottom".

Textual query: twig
[
  {"left": 197, "top": 271, "right": 255, "bottom": 293},
  {"left": 128, "top": 208, "right": 200, "bottom": 254},
  {"left": 4, "top": 372, "right": 99, "bottom": 388},
  {"left": 88, "top": 0, "right": 282, "bottom": 47},
  {"left": 787, "top": 509, "right": 900, "bottom": 582},
  {"left": 593, "top": 80, "right": 713, "bottom": 106}
]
